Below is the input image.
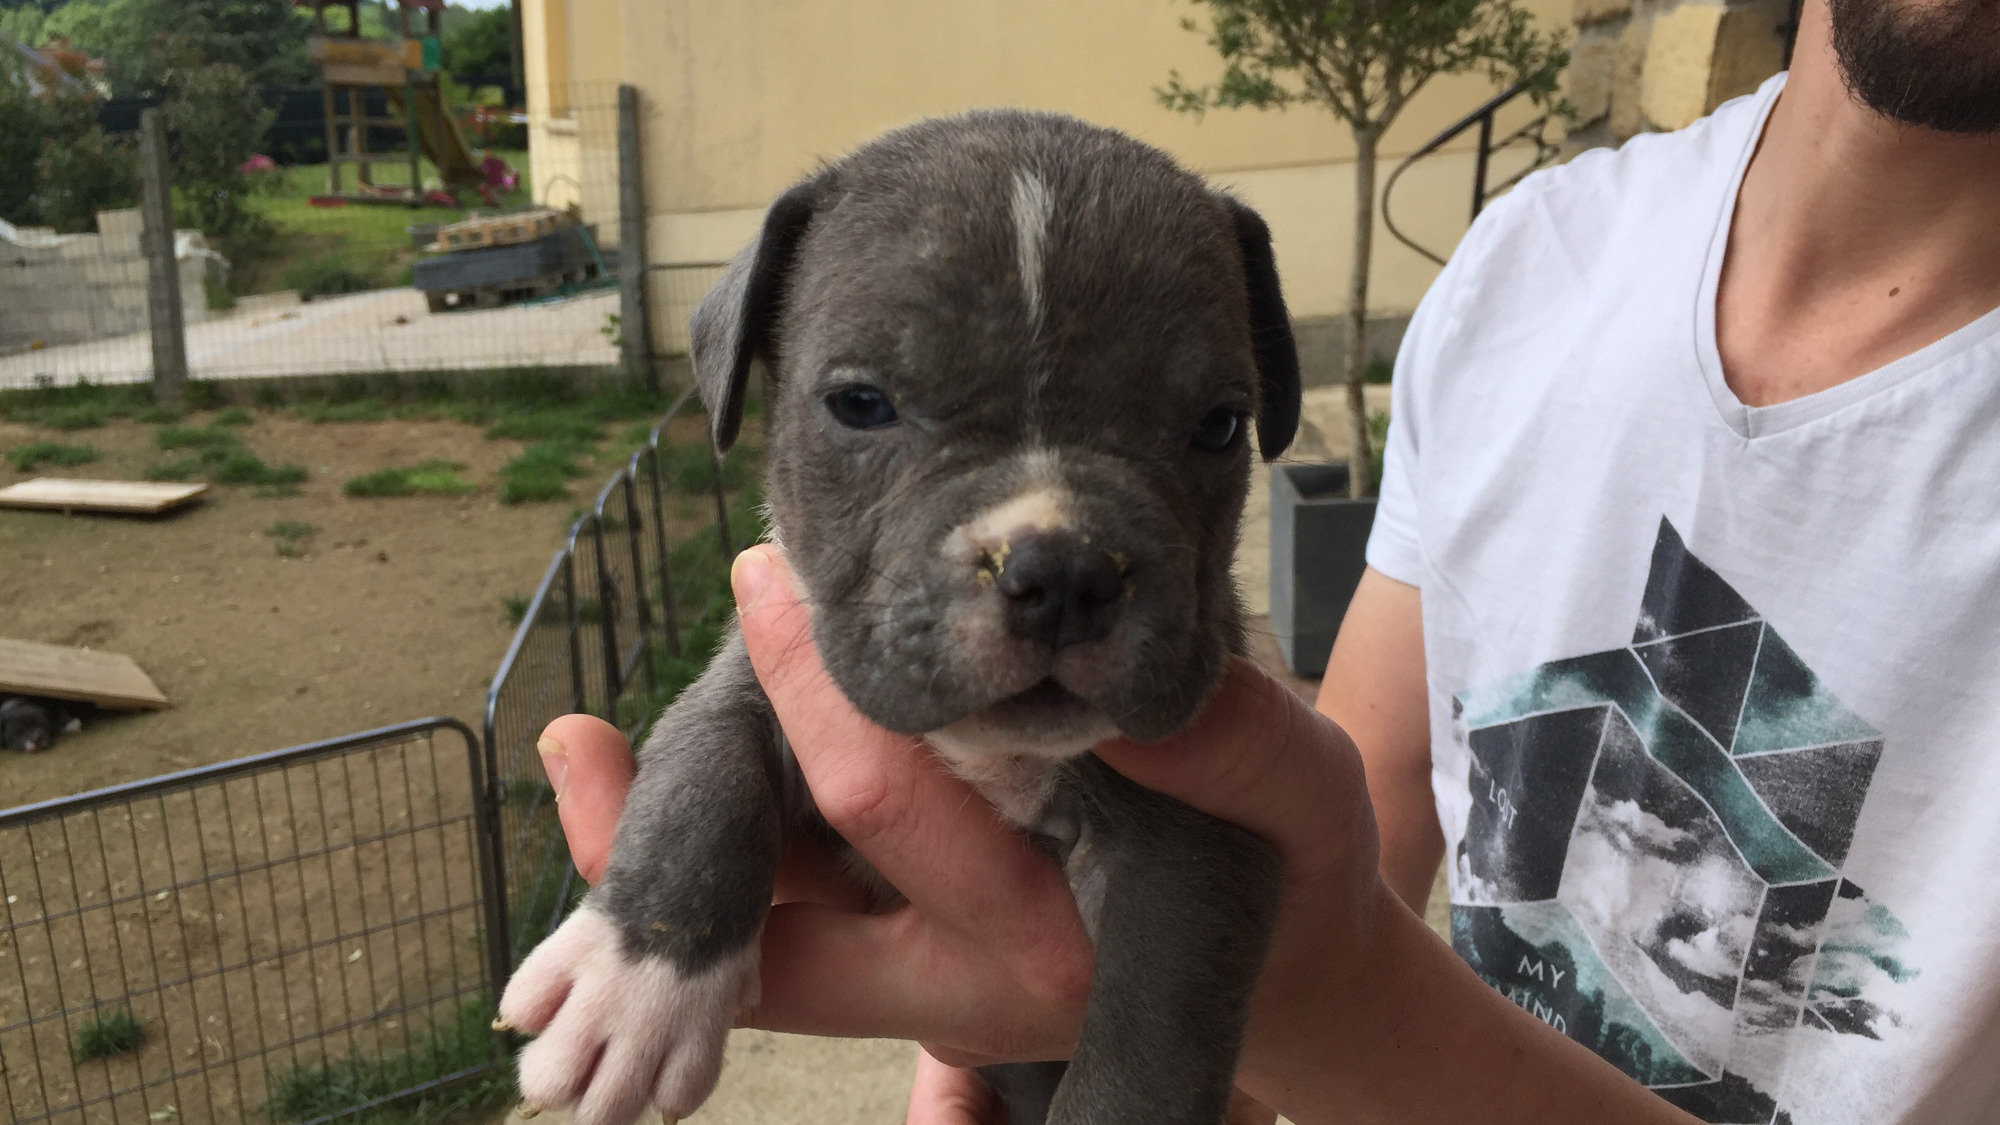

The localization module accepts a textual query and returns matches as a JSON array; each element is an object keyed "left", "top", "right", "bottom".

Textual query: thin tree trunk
[{"left": 1344, "top": 128, "right": 1378, "bottom": 499}]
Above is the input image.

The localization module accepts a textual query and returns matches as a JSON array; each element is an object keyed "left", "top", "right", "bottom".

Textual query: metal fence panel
[{"left": 0, "top": 719, "right": 499, "bottom": 1125}]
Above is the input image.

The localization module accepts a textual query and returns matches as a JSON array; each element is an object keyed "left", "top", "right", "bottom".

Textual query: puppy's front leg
[
  {"left": 498, "top": 629, "right": 784, "bottom": 1125},
  {"left": 1050, "top": 755, "right": 1284, "bottom": 1125}
]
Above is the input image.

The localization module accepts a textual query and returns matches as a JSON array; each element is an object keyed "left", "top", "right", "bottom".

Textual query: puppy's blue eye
[
  {"left": 826, "top": 386, "right": 898, "bottom": 429},
  {"left": 1191, "top": 406, "right": 1242, "bottom": 451}
]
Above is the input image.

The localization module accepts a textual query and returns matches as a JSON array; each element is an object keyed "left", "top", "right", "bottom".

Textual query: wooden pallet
[
  {"left": 424, "top": 264, "right": 599, "bottom": 312},
  {"left": 0, "top": 637, "right": 169, "bottom": 710},
  {"left": 432, "top": 208, "right": 571, "bottom": 252},
  {"left": 0, "top": 478, "right": 208, "bottom": 514}
]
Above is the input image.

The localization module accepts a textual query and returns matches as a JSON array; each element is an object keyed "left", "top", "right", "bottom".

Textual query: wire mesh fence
[
  {"left": 1, "top": 83, "right": 639, "bottom": 393},
  {"left": 0, "top": 718, "right": 504, "bottom": 1125},
  {"left": 483, "top": 386, "right": 758, "bottom": 967}
]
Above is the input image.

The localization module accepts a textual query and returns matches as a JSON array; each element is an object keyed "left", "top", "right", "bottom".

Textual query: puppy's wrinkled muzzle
[{"left": 990, "top": 529, "right": 1126, "bottom": 650}]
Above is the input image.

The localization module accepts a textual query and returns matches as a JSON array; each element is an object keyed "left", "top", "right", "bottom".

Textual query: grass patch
[
  {"left": 501, "top": 594, "right": 532, "bottom": 625},
  {"left": 484, "top": 410, "right": 603, "bottom": 444},
  {"left": 260, "top": 998, "right": 511, "bottom": 1125},
  {"left": 499, "top": 441, "right": 588, "bottom": 504},
  {"left": 266, "top": 520, "right": 318, "bottom": 557},
  {"left": 134, "top": 404, "right": 184, "bottom": 424},
  {"left": 151, "top": 425, "right": 307, "bottom": 489},
  {"left": 39, "top": 402, "right": 112, "bottom": 431},
  {"left": 8, "top": 441, "right": 98, "bottom": 472},
  {"left": 658, "top": 439, "right": 751, "bottom": 494},
  {"left": 72, "top": 1009, "right": 143, "bottom": 1062},
  {"left": 1364, "top": 355, "right": 1394, "bottom": 384},
  {"left": 215, "top": 406, "right": 254, "bottom": 427},
  {"left": 345, "top": 461, "right": 476, "bottom": 498},
  {"left": 0, "top": 381, "right": 147, "bottom": 428},
  {"left": 297, "top": 398, "right": 393, "bottom": 424}
]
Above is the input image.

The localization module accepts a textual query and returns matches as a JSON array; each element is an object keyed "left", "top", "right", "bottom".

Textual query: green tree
[
  {"left": 0, "top": 54, "right": 50, "bottom": 224},
  {"left": 443, "top": 5, "right": 512, "bottom": 79},
  {"left": 163, "top": 61, "right": 275, "bottom": 239},
  {"left": 1161, "top": 0, "right": 1565, "bottom": 497},
  {"left": 25, "top": 49, "right": 137, "bottom": 231},
  {"left": 37, "top": 0, "right": 308, "bottom": 96}
]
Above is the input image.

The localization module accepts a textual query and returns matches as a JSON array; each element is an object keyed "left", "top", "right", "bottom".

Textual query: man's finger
[
  {"left": 1095, "top": 657, "right": 1375, "bottom": 880},
  {"left": 732, "top": 546, "right": 1081, "bottom": 939},
  {"left": 907, "top": 1047, "right": 1003, "bottom": 1125},
  {"left": 539, "top": 713, "right": 637, "bottom": 885}
]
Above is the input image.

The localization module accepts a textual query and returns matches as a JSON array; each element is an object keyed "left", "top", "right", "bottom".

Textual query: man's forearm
[{"left": 1238, "top": 880, "right": 1702, "bottom": 1125}]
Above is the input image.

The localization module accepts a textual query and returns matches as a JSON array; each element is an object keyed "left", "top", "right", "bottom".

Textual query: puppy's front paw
[{"left": 497, "top": 906, "right": 759, "bottom": 1125}]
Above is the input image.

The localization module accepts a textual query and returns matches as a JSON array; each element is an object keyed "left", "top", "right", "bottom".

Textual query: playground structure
[{"left": 297, "top": 0, "right": 504, "bottom": 206}]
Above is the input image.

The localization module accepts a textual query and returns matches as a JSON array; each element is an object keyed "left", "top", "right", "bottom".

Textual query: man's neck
[{"left": 1717, "top": 1, "right": 2000, "bottom": 407}]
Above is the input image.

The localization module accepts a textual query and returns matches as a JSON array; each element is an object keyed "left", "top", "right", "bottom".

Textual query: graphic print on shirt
[{"left": 1450, "top": 519, "right": 1917, "bottom": 1125}]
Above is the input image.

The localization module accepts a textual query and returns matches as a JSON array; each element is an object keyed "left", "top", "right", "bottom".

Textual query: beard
[{"left": 1826, "top": 0, "right": 2000, "bottom": 132}]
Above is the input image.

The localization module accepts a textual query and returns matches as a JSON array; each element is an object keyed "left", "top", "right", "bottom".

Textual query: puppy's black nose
[{"left": 992, "top": 531, "right": 1125, "bottom": 649}]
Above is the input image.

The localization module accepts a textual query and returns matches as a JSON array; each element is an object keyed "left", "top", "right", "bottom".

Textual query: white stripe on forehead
[{"left": 1010, "top": 168, "right": 1053, "bottom": 332}]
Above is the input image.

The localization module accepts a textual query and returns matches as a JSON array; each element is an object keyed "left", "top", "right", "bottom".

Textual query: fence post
[
  {"left": 139, "top": 108, "right": 187, "bottom": 404},
  {"left": 617, "top": 84, "right": 651, "bottom": 393}
]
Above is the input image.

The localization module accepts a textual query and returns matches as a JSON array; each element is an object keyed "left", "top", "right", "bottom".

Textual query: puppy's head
[{"left": 693, "top": 111, "right": 1299, "bottom": 755}]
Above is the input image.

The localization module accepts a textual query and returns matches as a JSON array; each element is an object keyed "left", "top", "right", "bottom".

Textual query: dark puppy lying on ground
[
  {"left": 0, "top": 695, "right": 81, "bottom": 753},
  {"left": 498, "top": 110, "right": 1303, "bottom": 1125}
]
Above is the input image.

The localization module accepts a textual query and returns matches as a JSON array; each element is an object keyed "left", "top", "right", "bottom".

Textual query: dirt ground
[
  {"left": 0, "top": 409, "right": 920, "bottom": 1125},
  {"left": 0, "top": 412, "right": 608, "bottom": 808}
]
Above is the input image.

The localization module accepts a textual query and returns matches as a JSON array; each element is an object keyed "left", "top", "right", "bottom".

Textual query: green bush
[
  {"left": 8, "top": 442, "right": 98, "bottom": 472},
  {"left": 344, "top": 461, "right": 475, "bottom": 498},
  {"left": 163, "top": 63, "right": 275, "bottom": 242},
  {"left": 285, "top": 257, "right": 377, "bottom": 301}
]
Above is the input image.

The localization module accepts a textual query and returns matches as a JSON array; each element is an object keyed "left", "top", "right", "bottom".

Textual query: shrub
[
  {"left": 162, "top": 63, "right": 274, "bottom": 241},
  {"left": 8, "top": 442, "right": 98, "bottom": 472},
  {"left": 285, "top": 257, "right": 377, "bottom": 301}
]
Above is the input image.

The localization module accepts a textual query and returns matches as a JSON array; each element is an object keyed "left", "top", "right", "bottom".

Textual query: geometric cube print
[{"left": 1450, "top": 519, "right": 1912, "bottom": 1125}]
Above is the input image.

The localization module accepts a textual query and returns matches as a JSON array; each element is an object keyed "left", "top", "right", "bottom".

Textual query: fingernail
[
  {"left": 515, "top": 1104, "right": 541, "bottom": 1120},
  {"left": 490, "top": 1017, "right": 511, "bottom": 1032},
  {"left": 536, "top": 735, "right": 569, "bottom": 803},
  {"left": 731, "top": 547, "right": 775, "bottom": 613}
]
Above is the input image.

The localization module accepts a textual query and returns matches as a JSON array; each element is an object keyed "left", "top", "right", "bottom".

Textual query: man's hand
[{"left": 530, "top": 545, "right": 1698, "bottom": 1124}]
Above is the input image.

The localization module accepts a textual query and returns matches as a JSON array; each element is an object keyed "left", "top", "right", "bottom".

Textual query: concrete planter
[{"left": 1268, "top": 462, "right": 1377, "bottom": 677}]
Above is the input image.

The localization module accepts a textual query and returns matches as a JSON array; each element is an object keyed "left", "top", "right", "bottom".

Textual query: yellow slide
[{"left": 386, "top": 82, "right": 485, "bottom": 193}]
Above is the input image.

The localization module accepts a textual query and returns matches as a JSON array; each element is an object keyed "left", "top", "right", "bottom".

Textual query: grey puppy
[{"left": 497, "top": 110, "right": 1302, "bottom": 1125}]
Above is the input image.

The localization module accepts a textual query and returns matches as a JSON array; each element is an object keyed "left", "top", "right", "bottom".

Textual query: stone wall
[
  {"left": 1565, "top": 0, "right": 1793, "bottom": 149},
  {"left": 0, "top": 209, "right": 211, "bottom": 351}
]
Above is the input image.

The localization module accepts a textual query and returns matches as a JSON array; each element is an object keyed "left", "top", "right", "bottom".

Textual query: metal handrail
[{"left": 1382, "top": 71, "right": 1563, "bottom": 266}]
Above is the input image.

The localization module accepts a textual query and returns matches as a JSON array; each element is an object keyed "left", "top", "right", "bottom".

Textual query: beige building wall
[{"left": 524, "top": 0, "right": 1571, "bottom": 355}]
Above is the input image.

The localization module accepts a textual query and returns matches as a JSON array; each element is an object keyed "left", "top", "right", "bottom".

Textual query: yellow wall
[{"left": 532, "top": 0, "right": 1570, "bottom": 325}]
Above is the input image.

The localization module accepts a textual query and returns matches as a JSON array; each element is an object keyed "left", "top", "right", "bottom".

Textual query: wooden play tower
[{"left": 298, "top": 0, "right": 484, "bottom": 204}]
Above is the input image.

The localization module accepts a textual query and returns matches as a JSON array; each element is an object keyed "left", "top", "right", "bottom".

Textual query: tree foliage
[
  {"left": 25, "top": 0, "right": 309, "bottom": 96},
  {"left": 0, "top": 47, "right": 136, "bottom": 230},
  {"left": 443, "top": 5, "right": 512, "bottom": 79},
  {"left": 1158, "top": 0, "right": 1565, "bottom": 497},
  {"left": 1159, "top": 0, "right": 1566, "bottom": 138},
  {"left": 163, "top": 61, "right": 275, "bottom": 239}
]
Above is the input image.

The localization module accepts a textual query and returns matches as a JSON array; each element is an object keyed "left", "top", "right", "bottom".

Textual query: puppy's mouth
[{"left": 989, "top": 677, "right": 1091, "bottom": 723}]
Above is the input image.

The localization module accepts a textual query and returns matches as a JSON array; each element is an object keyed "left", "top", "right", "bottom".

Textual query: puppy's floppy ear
[
  {"left": 1221, "top": 197, "right": 1301, "bottom": 462},
  {"left": 689, "top": 175, "right": 825, "bottom": 452}
]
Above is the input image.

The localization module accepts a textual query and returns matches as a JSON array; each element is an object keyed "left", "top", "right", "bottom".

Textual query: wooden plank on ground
[
  {"left": 0, "top": 478, "right": 208, "bottom": 514},
  {"left": 0, "top": 638, "right": 169, "bottom": 710}
]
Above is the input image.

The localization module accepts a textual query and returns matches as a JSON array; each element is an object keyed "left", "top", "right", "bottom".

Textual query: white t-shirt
[{"left": 1367, "top": 73, "right": 2000, "bottom": 1124}]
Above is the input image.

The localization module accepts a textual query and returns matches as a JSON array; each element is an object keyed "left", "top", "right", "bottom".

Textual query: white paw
[{"left": 497, "top": 906, "right": 759, "bottom": 1125}]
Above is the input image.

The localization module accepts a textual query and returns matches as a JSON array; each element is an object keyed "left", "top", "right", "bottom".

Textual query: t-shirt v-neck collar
[{"left": 1689, "top": 74, "right": 2000, "bottom": 441}]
